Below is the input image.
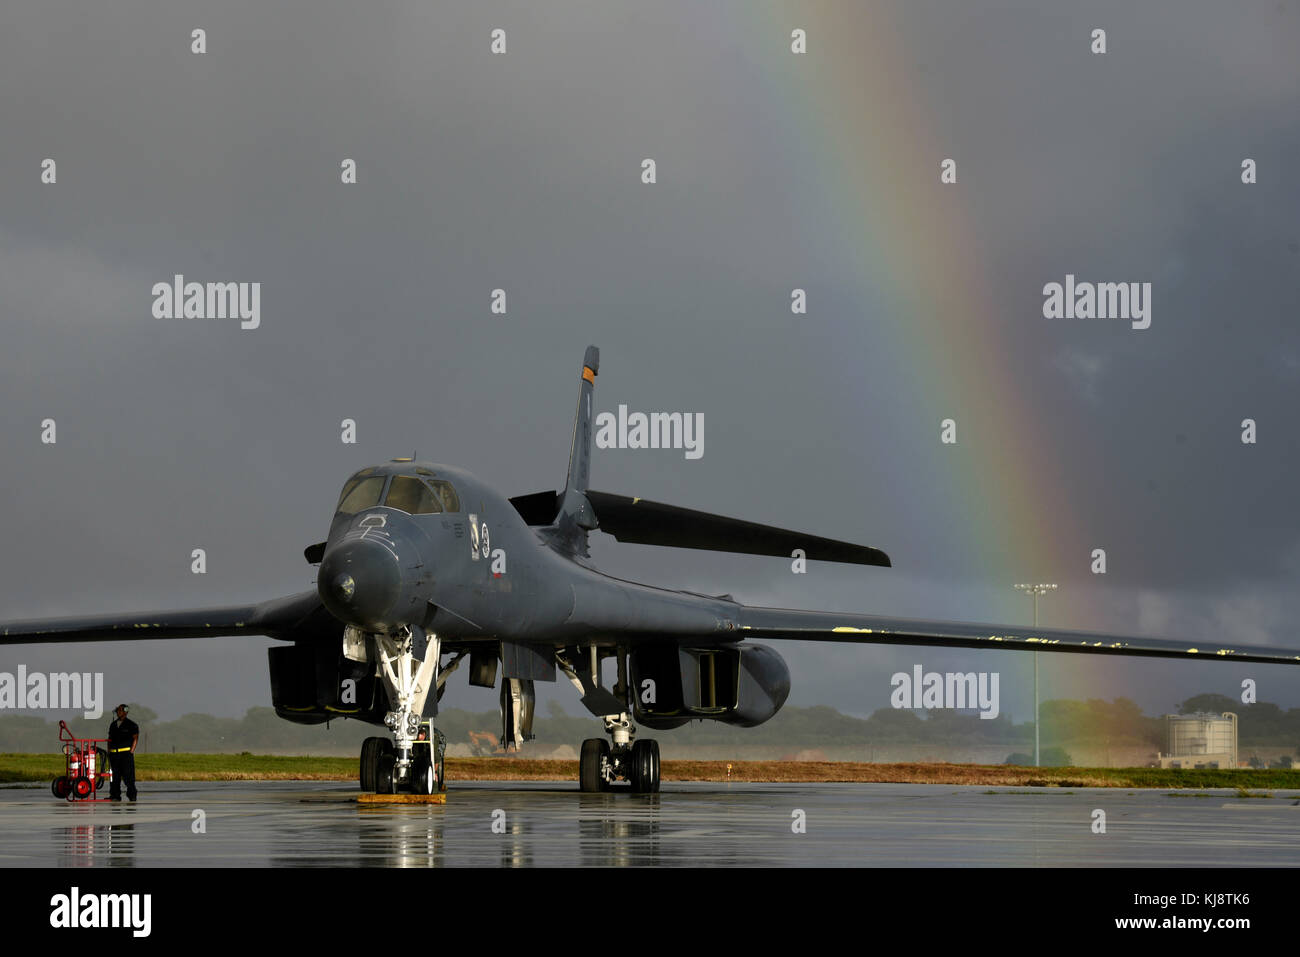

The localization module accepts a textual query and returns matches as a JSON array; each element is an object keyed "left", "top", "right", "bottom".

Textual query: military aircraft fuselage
[{"left": 316, "top": 461, "right": 732, "bottom": 644}]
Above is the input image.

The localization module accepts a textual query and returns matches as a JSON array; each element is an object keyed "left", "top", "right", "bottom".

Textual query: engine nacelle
[
  {"left": 629, "top": 642, "right": 790, "bottom": 730},
  {"left": 267, "top": 641, "right": 384, "bottom": 725}
]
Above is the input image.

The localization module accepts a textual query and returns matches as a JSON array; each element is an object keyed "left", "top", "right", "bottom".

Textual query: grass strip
[{"left": 3, "top": 754, "right": 1298, "bottom": 788}]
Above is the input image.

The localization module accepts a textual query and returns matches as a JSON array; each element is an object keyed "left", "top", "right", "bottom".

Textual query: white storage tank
[{"left": 1161, "top": 712, "right": 1237, "bottom": 769}]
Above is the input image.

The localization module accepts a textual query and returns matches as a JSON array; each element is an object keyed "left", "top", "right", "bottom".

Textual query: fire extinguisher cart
[{"left": 51, "top": 720, "right": 112, "bottom": 802}]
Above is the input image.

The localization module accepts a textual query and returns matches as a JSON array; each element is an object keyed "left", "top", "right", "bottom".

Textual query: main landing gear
[
  {"left": 560, "top": 643, "right": 660, "bottom": 794},
  {"left": 579, "top": 713, "right": 660, "bottom": 794}
]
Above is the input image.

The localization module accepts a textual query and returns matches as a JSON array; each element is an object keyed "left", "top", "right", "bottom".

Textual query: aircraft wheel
[
  {"left": 629, "top": 742, "right": 647, "bottom": 793},
  {"left": 631, "top": 739, "right": 660, "bottom": 793},
  {"left": 376, "top": 753, "right": 396, "bottom": 795},
  {"left": 360, "top": 737, "right": 386, "bottom": 791},
  {"left": 51, "top": 777, "right": 71, "bottom": 800},
  {"left": 580, "top": 738, "right": 609, "bottom": 793},
  {"left": 437, "top": 751, "right": 447, "bottom": 793},
  {"left": 412, "top": 753, "right": 435, "bottom": 795},
  {"left": 646, "top": 739, "right": 660, "bottom": 793}
]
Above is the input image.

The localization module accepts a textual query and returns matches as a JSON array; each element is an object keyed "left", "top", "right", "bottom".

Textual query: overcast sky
[{"left": 1, "top": 1, "right": 1297, "bottom": 728}]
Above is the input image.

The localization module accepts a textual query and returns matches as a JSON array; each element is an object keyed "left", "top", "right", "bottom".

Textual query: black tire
[
  {"left": 360, "top": 736, "right": 386, "bottom": 791},
  {"left": 376, "top": 753, "right": 396, "bottom": 794},
  {"left": 412, "top": 752, "right": 436, "bottom": 795},
  {"left": 51, "top": 777, "right": 71, "bottom": 800},
  {"left": 629, "top": 741, "right": 645, "bottom": 793},
  {"left": 73, "top": 777, "right": 93, "bottom": 799},
  {"left": 646, "top": 739, "right": 660, "bottom": 793},
  {"left": 580, "top": 738, "right": 609, "bottom": 792},
  {"left": 437, "top": 751, "right": 447, "bottom": 793},
  {"left": 631, "top": 739, "right": 660, "bottom": 794}
]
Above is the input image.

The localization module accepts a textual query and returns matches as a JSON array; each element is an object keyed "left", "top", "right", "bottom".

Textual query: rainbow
[{"left": 719, "top": 6, "right": 1097, "bottom": 626}]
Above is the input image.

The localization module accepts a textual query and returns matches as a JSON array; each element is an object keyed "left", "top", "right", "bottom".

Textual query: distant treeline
[{"left": 1, "top": 693, "right": 1295, "bottom": 755}]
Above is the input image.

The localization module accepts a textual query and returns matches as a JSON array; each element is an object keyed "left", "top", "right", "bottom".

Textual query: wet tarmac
[{"left": 2, "top": 781, "right": 1298, "bottom": 867}]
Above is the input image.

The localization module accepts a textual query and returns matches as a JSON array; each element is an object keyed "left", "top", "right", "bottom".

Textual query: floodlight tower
[{"left": 1014, "top": 582, "right": 1057, "bottom": 767}]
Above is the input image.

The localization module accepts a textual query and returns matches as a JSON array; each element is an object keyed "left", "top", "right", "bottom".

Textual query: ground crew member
[{"left": 107, "top": 703, "right": 139, "bottom": 802}]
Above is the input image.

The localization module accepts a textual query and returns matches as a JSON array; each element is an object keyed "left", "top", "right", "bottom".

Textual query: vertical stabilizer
[
  {"left": 565, "top": 345, "right": 599, "bottom": 496},
  {"left": 551, "top": 346, "right": 600, "bottom": 553}
]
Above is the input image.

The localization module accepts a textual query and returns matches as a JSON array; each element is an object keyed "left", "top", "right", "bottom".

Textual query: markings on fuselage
[{"left": 343, "top": 514, "right": 400, "bottom": 559}]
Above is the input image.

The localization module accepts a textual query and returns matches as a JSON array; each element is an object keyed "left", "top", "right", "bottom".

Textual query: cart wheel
[
  {"left": 73, "top": 777, "right": 93, "bottom": 799},
  {"left": 52, "top": 777, "right": 71, "bottom": 799}
]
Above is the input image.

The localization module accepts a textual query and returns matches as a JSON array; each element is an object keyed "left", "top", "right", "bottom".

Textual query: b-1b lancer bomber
[{"left": 3, "top": 346, "right": 1297, "bottom": 794}]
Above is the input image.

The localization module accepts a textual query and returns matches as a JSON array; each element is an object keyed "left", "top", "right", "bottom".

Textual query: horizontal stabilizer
[{"left": 585, "top": 490, "right": 891, "bottom": 567}]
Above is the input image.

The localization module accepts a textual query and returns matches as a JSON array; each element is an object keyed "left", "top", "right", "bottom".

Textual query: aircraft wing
[
  {"left": 585, "top": 491, "right": 891, "bottom": 567},
  {"left": 509, "top": 489, "right": 892, "bottom": 567},
  {"left": 733, "top": 606, "right": 1300, "bottom": 666},
  {"left": 0, "top": 589, "right": 330, "bottom": 645}
]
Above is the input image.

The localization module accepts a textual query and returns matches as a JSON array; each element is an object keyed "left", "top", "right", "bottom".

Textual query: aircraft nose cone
[
  {"left": 318, "top": 540, "right": 402, "bottom": 628},
  {"left": 330, "top": 573, "right": 356, "bottom": 603}
]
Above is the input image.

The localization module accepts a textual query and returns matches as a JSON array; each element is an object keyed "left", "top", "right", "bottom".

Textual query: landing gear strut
[
  {"left": 351, "top": 625, "right": 446, "bottom": 793},
  {"left": 568, "top": 646, "right": 659, "bottom": 793},
  {"left": 578, "top": 717, "right": 659, "bottom": 793}
]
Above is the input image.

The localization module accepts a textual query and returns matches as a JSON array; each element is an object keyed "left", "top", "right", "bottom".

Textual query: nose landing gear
[
  {"left": 359, "top": 726, "right": 445, "bottom": 794},
  {"left": 355, "top": 626, "right": 446, "bottom": 794}
]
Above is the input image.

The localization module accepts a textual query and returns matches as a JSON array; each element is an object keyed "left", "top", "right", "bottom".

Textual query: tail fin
[
  {"left": 549, "top": 346, "right": 600, "bottom": 554},
  {"left": 564, "top": 345, "right": 599, "bottom": 497}
]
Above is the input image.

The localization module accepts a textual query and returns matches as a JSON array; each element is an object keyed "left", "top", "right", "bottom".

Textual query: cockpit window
[
  {"left": 426, "top": 479, "right": 460, "bottom": 513},
  {"left": 385, "top": 476, "right": 442, "bottom": 515},
  {"left": 336, "top": 476, "right": 386, "bottom": 514}
]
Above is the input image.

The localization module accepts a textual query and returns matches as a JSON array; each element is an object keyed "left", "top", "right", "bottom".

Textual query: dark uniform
[{"left": 107, "top": 713, "right": 139, "bottom": 800}]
